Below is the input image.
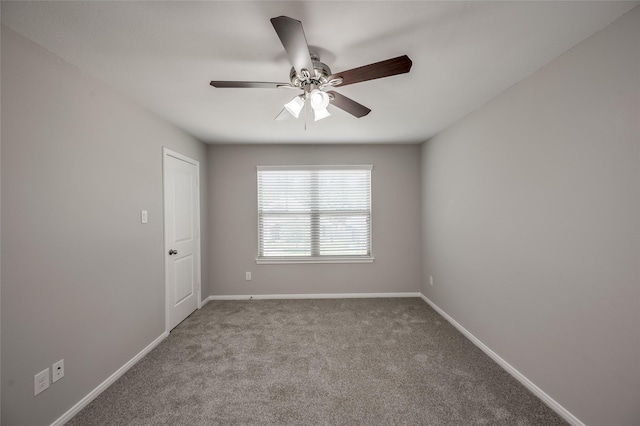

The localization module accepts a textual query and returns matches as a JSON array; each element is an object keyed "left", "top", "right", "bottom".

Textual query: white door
[{"left": 164, "top": 148, "right": 200, "bottom": 331}]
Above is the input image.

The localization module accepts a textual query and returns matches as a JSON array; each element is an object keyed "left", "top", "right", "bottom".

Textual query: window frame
[{"left": 256, "top": 165, "right": 374, "bottom": 264}]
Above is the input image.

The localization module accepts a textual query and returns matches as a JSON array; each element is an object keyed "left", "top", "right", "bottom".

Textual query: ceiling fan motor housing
[{"left": 289, "top": 54, "right": 332, "bottom": 89}]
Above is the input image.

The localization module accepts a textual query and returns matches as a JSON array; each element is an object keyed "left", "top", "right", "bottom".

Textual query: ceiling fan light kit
[
  {"left": 310, "top": 90, "right": 329, "bottom": 109},
  {"left": 210, "top": 16, "right": 413, "bottom": 124},
  {"left": 309, "top": 89, "right": 331, "bottom": 121},
  {"left": 284, "top": 95, "right": 305, "bottom": 118},
  {"left": 313, "top": 108, "right": 331, "bottom": 122}
]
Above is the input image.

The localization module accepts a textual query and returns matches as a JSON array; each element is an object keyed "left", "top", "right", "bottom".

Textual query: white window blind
[{"left": 257, "top": 165, "right": 373, "bottom": 263}]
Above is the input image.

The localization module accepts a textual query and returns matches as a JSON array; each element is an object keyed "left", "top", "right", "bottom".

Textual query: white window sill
[{"left": 256, "top": 257, "right": 375, "bottom": 265}]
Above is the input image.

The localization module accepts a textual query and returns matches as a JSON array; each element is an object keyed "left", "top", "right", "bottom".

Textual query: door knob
[{"left": 169, "top": 249, "right": 178, "bottom": 255}]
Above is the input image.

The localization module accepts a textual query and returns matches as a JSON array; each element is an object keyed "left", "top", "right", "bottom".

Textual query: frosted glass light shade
[
  {"left": 313, "top": 108, "right": 331, "bottom": 121},
  {"left": 309, "top": 89, "right": 330, "bottom": 121},
  {"left": 309, "top": 89, "right": 330, "bottom": 110},
  {"left": 284, "top": 96, "right": 305, "bottom": 118}
]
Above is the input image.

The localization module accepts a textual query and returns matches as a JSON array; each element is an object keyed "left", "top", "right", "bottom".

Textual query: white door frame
[{"left": 163, "top": 147, "right": 201, "bottom": 333}]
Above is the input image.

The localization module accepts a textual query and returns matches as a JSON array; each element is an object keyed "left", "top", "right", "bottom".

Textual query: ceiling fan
[{"left": 210, "top": 16, "right": 413, "bottom": 122}]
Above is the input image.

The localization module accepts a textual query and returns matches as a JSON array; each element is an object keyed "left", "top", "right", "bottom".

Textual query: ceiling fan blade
[
  {"left": 210, "top": 81, "right": 292, "bottom": 89},
  {"left": 328, "top": 55, "right": 413, "bottom": 87},
  {"left": 270, "top": 16, "right": 315, "bottom": 76},
  {"left": 327, "top": 91, "right": 371, "bottom": 118}
]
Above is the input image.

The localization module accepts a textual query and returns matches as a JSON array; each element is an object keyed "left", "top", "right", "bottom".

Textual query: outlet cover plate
[
  {"left": 52, "top": 359, "right": 64, "bottom": 383},
  {"left": 34, "top": 368, "right": 50, "bottom": 396}
]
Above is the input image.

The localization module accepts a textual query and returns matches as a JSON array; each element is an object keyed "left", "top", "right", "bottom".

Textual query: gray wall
[
  {"left": 420, "top": 7, "right": 639, "bottom": 426},
  {"left": 207, "top": 144, "right": 422, "bottom": 296},
  {"left": 1, "top": 27, "right": 208, "bottom": 425}
]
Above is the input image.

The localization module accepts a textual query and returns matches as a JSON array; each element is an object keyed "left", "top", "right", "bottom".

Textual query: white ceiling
[{"left": 2, "top": 1, "right": 637, "bottom": 144}]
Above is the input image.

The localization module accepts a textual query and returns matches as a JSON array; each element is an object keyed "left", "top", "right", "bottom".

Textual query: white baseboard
[
  {"left": 51, "top": 331, "right": 169, "bottom": 426},
  {"left": 52, "top": 295, "right": 578, "bottom": 425},
  {"left": 206, "top": 292, "right": 421, "bottom": 301},
  {"left": 419, "top": 294, "right": 584, "bottom": 426}
]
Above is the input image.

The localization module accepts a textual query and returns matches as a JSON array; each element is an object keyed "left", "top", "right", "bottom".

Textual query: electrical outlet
[
  {"left": 429, "top": 276, "right": 434, "bottom": 286},
  {"left": 245, "top": 271, "right": 252, "bottom": 281},
  {"left": 52, "top": 359, "right": 64, "bottom": 383},
  {"left": 34, "top": 368, "right": 50, "bottom": 396}
]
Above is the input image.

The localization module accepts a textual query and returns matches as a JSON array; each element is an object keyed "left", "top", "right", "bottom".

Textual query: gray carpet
[{"left": 67, "top": 298, "right": 567, "bottom": 425}]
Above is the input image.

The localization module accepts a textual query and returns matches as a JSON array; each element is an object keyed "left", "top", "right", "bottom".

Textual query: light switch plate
[{"left": 141, "top": 210, "right": 148, "bottom": 224}]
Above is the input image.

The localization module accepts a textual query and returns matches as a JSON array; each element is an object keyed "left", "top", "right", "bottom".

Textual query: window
[{"left": 257, "top": 165, "right": 373, "bottom": 263}]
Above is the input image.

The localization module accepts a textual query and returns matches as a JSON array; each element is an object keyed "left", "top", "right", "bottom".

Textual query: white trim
[
  {"left": 256, "top": 256, "right": 374, "bottom": 264},
  {"left": 206, "top": 292, "right": 421, "bottom": 301},
  {"left": 419, "top": 294, "right": 585, "bottom": 426},
  {"left": 163, "top": 147, "right": 202, "bottom": 334},
  {"left": 164, "top": 148, "right": 199, "bottom": 165},
  {"left": 50, "top": 332, "right": 168, "bottom": 426},
  {"left": 257, "top": 164, "right": 373, "bottom": 171},
  {"left": 50, "top": 294, "right": 580, "bottom": 425}
]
